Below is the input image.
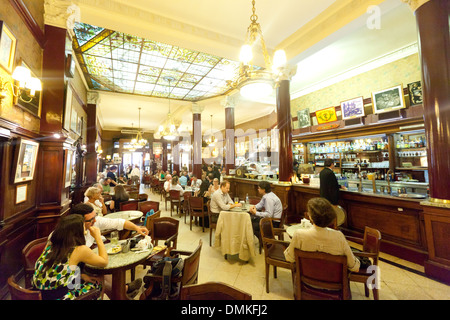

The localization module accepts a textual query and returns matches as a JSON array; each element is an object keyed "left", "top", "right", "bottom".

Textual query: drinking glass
[
  {"left": 111, "top": 231, "right": 119, "bottom": 245},
  {"left": 234, "top": 197, "right": 239, "bottom": 204}
]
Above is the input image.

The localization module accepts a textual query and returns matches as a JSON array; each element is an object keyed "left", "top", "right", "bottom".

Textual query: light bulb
[{"left": 239, "top": 44, "right": 253, "bottom": 65}]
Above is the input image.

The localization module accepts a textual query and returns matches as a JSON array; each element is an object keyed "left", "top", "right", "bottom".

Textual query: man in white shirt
[
  {"left": 190, "top": 175, "right": 202, "bottom": 188},
  {"left": 130, "top": 165, "right": 141, "bottom": 185},
  {"left": 164, "top": 174, "right": 172, "bottom": 193},
  {"left": 210, "top": 181, "right": 242, "bottom": 214}
]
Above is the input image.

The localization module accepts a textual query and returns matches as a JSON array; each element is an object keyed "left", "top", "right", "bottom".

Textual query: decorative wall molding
[
  {"left": 44, "top": 0, "right": 81, "bottom": 35},
  {"left": 8, "top": 0, "right": 46, "bottom": 48}
]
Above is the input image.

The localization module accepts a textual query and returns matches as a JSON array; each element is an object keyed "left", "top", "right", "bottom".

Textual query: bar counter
[{"left": 228, "top": 177, "right": 428, "bottom": 265}]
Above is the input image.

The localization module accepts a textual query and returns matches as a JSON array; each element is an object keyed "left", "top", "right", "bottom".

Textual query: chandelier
[
  {"left": 158, "top": 77, "right": 178, "bottom": 140},
  {"left": 130, "top": 107, "right": 147, "bottom": 149},
  {"left": 206, "top": 114, "right": 216, "bottom": 147},
  {"left": 228, "top": 0, "right": 289, "bottom": 100}
]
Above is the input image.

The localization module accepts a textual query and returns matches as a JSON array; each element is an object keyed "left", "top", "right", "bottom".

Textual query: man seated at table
[
  {"left": 69, "top": 203, "right": 149, "bottom": 298},
  {"left": 283, "top": 197, "right": 360, "bottom": 272},
  {"left": 100, "top": 177, "right": 112, "bottom": 194},
  {"left": 209, "top": 181, "right": 243, "bottom": 228},
  {"left": 190, "top": 175, "right": 202, "bottom": 189},
  {"left": 179, "top": 171, "right": 188, "bottom": 187},
  {"left": 249, "top": 181, "right": 283, "bottom": 234}
]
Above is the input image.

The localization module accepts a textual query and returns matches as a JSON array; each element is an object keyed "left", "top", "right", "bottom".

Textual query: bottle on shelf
[{"left": 246, "top": 193, "right": 249, "bottom": 205}]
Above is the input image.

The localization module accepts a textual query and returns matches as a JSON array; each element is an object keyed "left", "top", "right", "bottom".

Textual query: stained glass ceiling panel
[{"left": 73, "top": 22, "right": 242, "bottom": 101}]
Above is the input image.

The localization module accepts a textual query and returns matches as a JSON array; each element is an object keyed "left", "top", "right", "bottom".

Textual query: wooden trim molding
[{"left": 8, "top": 0, "right": 46, "bottom": 48}]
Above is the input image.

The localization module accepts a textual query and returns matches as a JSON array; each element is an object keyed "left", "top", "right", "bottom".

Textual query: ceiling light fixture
[
  {"left": 158, "top": 77, "right": 179, "bottom": 140},
  {"left": 207, "top": 114, "right": 216, "bottom": 147},
  {"left": 227, "top": 0, "right": 291, "bottom": 101},
  {"left": 130, "top": 107, "right": 147, "bottom": 149}
]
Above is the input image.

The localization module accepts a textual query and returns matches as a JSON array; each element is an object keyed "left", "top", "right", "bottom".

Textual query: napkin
[{"left": 137, "top": 235, "right": 152, "bottom": 250}]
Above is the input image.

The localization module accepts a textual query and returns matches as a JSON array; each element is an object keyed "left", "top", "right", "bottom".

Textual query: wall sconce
[{"left": 0, "top": 66, "right": 42, "bottom": 103}]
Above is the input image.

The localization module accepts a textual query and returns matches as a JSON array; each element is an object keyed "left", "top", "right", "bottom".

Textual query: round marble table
[
  {"left": 286, "top": 223, "right": 312, "bottom": 238},
  {"left": 107, "top": 210, "right": 143, "bottom": 222}
]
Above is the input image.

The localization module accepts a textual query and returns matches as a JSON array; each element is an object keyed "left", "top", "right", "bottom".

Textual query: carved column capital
[
  {"left": 191, "top": 102, "right": 204, "bottom": 114},
  {"left": 275, "top": 64, "right": 298, "bottom": 82},
  {"left": 87, "top": 91, "right": 101, "bottom": 105},
  {"left": 221, "top": 96, "right": 235, "bottom": 109},
  {"left": 401, "top": 0, "right": 431, "bottom": 12},
  {"left": 44, "top": 0, "right": 81, "bottom": 34}
]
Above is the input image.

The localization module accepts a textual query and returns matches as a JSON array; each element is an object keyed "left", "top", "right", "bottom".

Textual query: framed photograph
[
  {"left": 341, "top": 96, "right": 365, "bottom": 120},
  {"left": 0, "top": 21, "right": 17, "bottom": 73},
  {"left": 315, "top": 106, "right": 338, "bottom": 124},
  {"left": 65, "top": 53, "right": 76, "bottom": 78},
  {"left": 64, "top": 149, "right": 73, "bottom": 187},
  {"left": 372, "top": 84, "right": 405, "bottom": 114},
  {"left": 15, "top": 184, "right": 27, "bottom": 204},
  {"left": 407, "top": 81, "right": 423, "bottom": 106},
  {"left": 76, "top": 115, "right": 82, "bottom": 135},
  {"left": 63, "top": 84, "right": 73, "bottom": 131},
  {"left": 12, "top": 138, "right": 39, "bottom": 184},
  {"left": 70, "top": 108, "right": 78, "bottom": 133},
  {"left": 15, "top": 60, "right": 42, "bottom": 117},
  {"left": 297, "top": 108, "right": 311, "bottom": 128}
]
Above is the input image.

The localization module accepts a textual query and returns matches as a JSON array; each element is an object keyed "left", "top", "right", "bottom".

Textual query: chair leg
[
  {"left": 273, "top": 266, "right": 277, "bottom": 279},
  {"left": 373, "top": 288, "right": 379, "bottom": 300},
  {"left": 131, "top": 267, "right": 135, "bottom": 281},
  {"left": 209, "top": 229, "right": 212, "bottom": 246},
  {"left": 364, "top": 283, "right": 369, "bottom": 297},
  {"left": 265, "top": 263, "right": 270, "bottom": 293}
]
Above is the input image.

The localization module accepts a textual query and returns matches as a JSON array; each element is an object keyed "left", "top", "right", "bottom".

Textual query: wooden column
[
  {"left": 276, "top": 79, "right": 293, "bottom": 182},
  {"left": 85, "top": 93, "right": 99, "bottom": 185},
  {"left": 224, "top": 97, "right": 235, "bottom": 175},
  {"left": 172, "top": 138, "right": 180, "bottom": 174},
  {"left": 162, "top": 141, "right": 168, "bottom": 172},
  {"left": 409, "top": 0, "right": 450, "bottom": 284},
  {"left": 192, "top": 103, "right": 204, "bottom": 179}
]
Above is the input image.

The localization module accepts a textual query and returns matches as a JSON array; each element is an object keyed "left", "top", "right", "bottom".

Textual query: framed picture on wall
[
  {"left": 372, "top": 84, "right": 405, "bottom": 114},
  {"left": 65, "top": 53, "right": 76, "bottom": 78},
  {"left": 15, "top": 184, "right": 27, "bottom": 204},
  {"left": 63, "top": 84, "right": 73, "bottom": 131},
  {"left": 64, "top": 149, "right": 73, "bottom": 187},
  {"left": 341, "top": 96, "right": 365, "bottom": 120},
  {"left": 71, "top": 108, "right": 78, "bottom": 133},
  {"left": 407, "top": 81, "right": 423, "bottom": 106},
  {"left": 12, "top": 138, "right": 39, "bottom": 184},
  {"left": 315, "top": 106, "right": 338, "bottom": 124},
  {"left": 0, "top": 21, "right": 17, "bottom": 73},
  {"left": 297, "top": 108, "right": 311, "bottom": 128}
]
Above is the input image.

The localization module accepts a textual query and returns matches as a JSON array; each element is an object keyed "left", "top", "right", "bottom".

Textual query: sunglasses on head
[{"left": 85, "top": 216, "right": 96, "bottom": 223}]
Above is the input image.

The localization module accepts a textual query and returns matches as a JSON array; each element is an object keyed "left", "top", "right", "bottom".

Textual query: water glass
[{"left": 110, "top": 231, "right": 119, "bottom": 245}]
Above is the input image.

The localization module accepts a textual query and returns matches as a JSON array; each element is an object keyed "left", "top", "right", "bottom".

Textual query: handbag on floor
[{"left": 143, "top": 256, "right": 184, "bottom": 300}]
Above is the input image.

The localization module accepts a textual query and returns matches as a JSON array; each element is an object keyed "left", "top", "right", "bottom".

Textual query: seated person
[
  {"left": 117, "top": 174, "right": 127, "bottom": 184},
  {"left": 84, "top": 187, "right": 107, "bottom": 216},
  {"left": 163, "top": 174, "right": 172, "bottom": 193},
  {"left": 284, "top": 197, "right": 360, "bottom": 272},
  {"left": 84, "top": 183, "right": 104, "bottom": 206},
  {"left": 208, "top": 178, "right": 220, "bottom": 195},
  {"left": 210, "top": 180, "right": 242, "bottom": 216},
  {"left": 170, "top": 176, "right": 184, "bottom": 200},
  {"left": 109, "top": 185, "right": 130, "bottom": 211},
  {"left": 33, "top": 214, "right": 108, "bottom": 300},
  {"left": 249, "top": 181, "right": 283, "bottom": 233},
  {"left": 179, "top": 171, "right": 188, "bottom": 187},
  {"left": 70, "top": 203, "right": 148, "bottom": 298},
  {"left": 100, "top": 178, "right": 112, "bottom": 194},
  {"left": 197, "top": 173, "right": 213, "bottom": 200},
  {"left": 190, "top": 175, "right": 202, "bottom": 189}
]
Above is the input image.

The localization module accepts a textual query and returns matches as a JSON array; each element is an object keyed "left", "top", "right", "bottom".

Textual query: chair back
[
  {"left": 169, "top": 189, "right": 181, "bottom": 200},
  {"left": 8, "top": 275, "right": 42, "bottom": 300},
  {"left": 129, "top": 191, "right": 139, "bottom": 199},
  {"left": 144, "top": 210, "right": 161, "bottom": 230},
  {"left": 138, "top": 201, "right": 160, "bottom": 214},
  {"left": 22, "top": 237, "right": 48, "bottom": 289},
  {"left": 260, "top": 217, "right": 276, "bottom": 241},
  {"left": 180, "top": 282, "right": 252, "bottom": 300},
  {"left": 150, "top": 217, "right": 179, "bottom": 248},
  {"left": 189, "top": 196, "right": 204, "bottom": 211},
  {"left": 182, "top": 192, "right": 192, "bottom": 211},
  {"left": 138, "top": 193, "right": 148, "bottom": 201},
  {"left": 181, "top": 239, "right": 203, "bottom": 286},
  {"left": 293, "top": 248, "right": 350, "bottom": 300},
  {"left": 363, "top": 227, "right": 382, "bottom": 264},
  {"left": 206, "top": 200, "right": 216, "bottom": 226},
  {"left": 120, "top": 200, "right": 139, "bottom": 211}
]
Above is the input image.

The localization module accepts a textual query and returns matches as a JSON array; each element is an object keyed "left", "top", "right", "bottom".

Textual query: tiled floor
[{"left": 126, "top": 187, "right": 450, "bottom": 300}]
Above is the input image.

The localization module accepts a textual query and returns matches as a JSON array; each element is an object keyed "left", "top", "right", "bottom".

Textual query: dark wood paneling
[{"left": 8, "top": 0, "right": 45, "bottom": 48}]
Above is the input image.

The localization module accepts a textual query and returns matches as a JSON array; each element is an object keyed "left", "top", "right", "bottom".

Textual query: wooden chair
[
  {"left": 163, "top": 190, "right": 171, "bottom": 210},
  {"left": 206, "top": 200, "right": 217, "bottom": 246},
  {"left": 181, "top": 191, "right": 192, "bottom": 224},
  {"left": 293, "top": 248, "right": 351, "bottom": 300},
  {"left": 188, "top": 196, "right": 206, "bottom": 232},
  {"left": 180, "top": 282, "right": 252, "bottom": 300},
  {"left": 138, "top": 200, "right": 160, "bottom": 215},
  {"left": 140, "top": 239, "right": 203, "bottom": 300},
  {"left": 259, "top": 217, "right": 294, "bottom": 293},
  {"left": 346, "top": 226, "right": 382, "bottom": 300},
  {"left": 119, "top": 200, "right": 139, "bottom": 211},
  {"left": 8, "top": 275, "right": 42, "bottom": 300},
  {"left": 143, "top": 210, "right": 161, "bottom": 233},
  {"left": 169, "top": 190, "right": 182, "bottom": 217},
  {"left": 22, "top": 237, "right": 48, "bottom": 289},
  {"left": 129, "top": 190, "right": 139, "bottom": 200},
  {"left": 7, "top": 275, "right": 103, "bottom": 300},
  {"left": 248, "top": 196, "right": 261, "bottom": 205},
  {"left": 138, "top": 193, "right": 148, "bottom": 201}
]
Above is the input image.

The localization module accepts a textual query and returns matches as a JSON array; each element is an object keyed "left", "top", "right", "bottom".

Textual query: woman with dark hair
[
  {"left": 284, "top": 197, "right": 360, "bottom": 272},
  {"left": 109, "top": 184, "right": 130, "bottom": 211},
  {"left": 33, "top": 215, "right": 108, "bottom": 300}
]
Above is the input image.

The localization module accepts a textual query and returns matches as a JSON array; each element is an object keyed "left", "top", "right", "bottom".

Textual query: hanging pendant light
[
  {"left": 158, "top": 77, "right": 178, "bottom": 140},
  {"left": 130, "top": 107, "right": 147, "bottom": 149}
]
